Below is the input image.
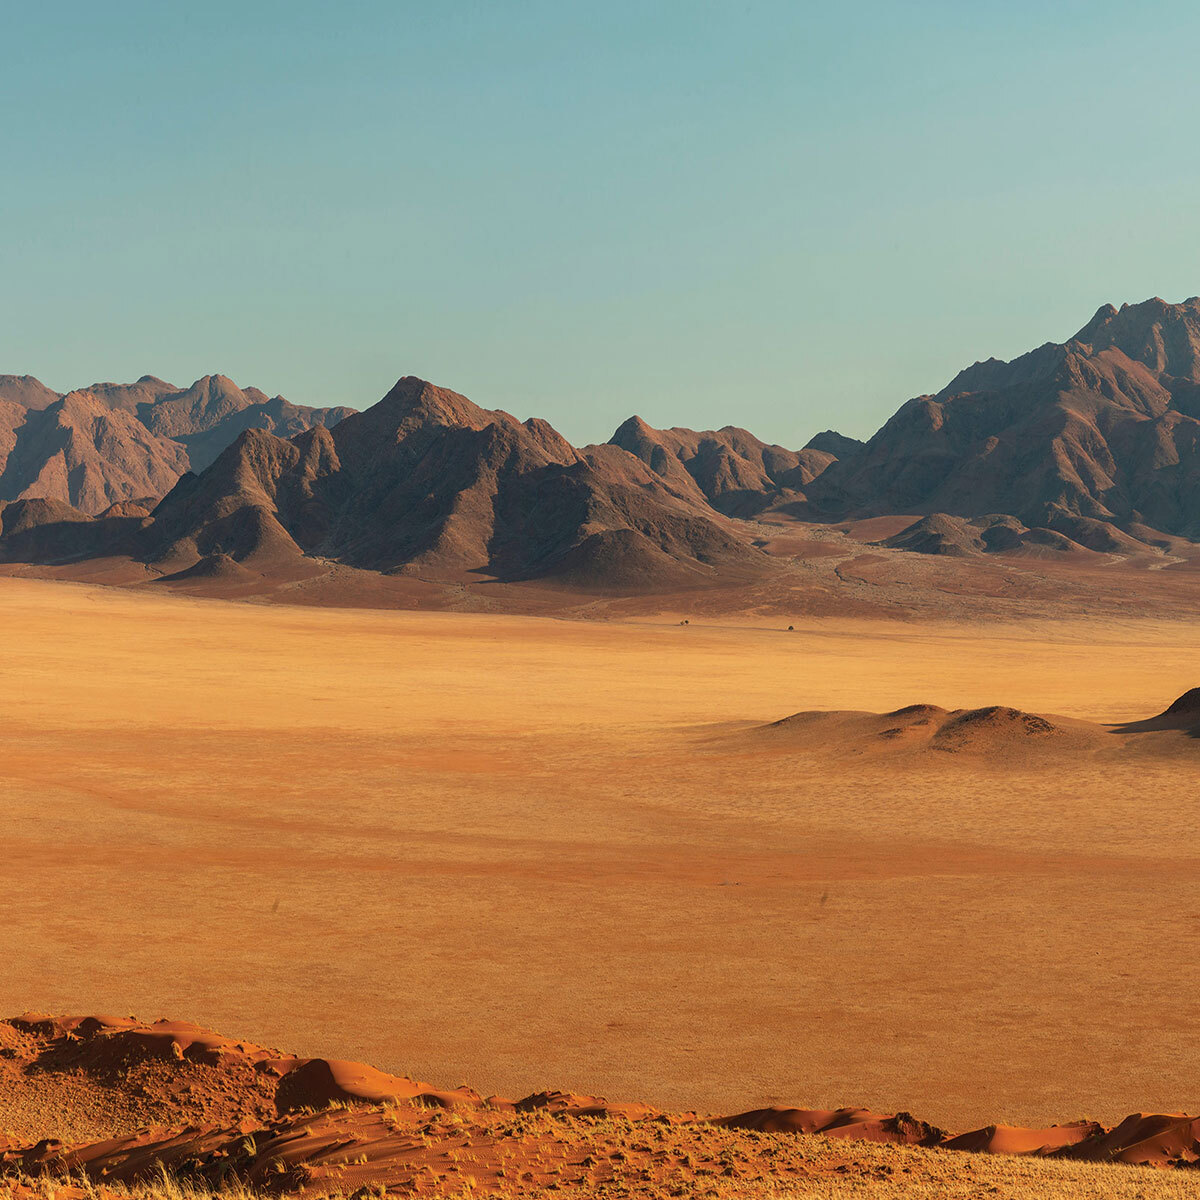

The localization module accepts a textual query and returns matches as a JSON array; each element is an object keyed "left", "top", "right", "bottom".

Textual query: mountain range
[
  {"left": 0, "top": 373, "right": 352, "bottom": 515},
  {"left": 4, "top": 295, "right": 1200, "bottom": 589}
]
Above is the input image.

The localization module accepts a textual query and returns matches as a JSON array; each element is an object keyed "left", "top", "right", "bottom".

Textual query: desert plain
[{"left": 3, "top": 575, "right": 1198, "bottom": 1133}]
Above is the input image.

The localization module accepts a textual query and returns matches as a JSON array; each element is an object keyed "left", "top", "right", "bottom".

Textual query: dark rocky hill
[{"left": 803, "top": 297, "right": 1200, "bottom": 551}]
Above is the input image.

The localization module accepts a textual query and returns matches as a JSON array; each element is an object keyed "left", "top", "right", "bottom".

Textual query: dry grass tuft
[{"left": 6, "top": 1137, "right": 1200, "bottom": 1200}]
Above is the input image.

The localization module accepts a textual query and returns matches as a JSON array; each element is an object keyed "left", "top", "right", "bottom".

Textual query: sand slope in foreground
[{"left": 3, "top": 1014, "right": 1200, "bottom": 1200}]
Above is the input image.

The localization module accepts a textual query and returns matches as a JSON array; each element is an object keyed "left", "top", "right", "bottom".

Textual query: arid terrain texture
[
  {"left": 7, "top": 297, "right": 1200, "bottom": 1196},
  {"left": 4, "top": 1014, "right": 1200, "bottom": 1200},
  {"left": 3, "top": 575, "right": 1199, "bottom": 1138}
]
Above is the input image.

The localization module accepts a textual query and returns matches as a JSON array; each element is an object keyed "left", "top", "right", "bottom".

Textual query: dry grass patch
[{"left": 6, "top": 1133, "right": 1200, "bottom": 1200}]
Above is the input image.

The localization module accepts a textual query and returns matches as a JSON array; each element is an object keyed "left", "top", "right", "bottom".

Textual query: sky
[{"left": 4, "top": 1, "right": 1200, "bottom": 446}]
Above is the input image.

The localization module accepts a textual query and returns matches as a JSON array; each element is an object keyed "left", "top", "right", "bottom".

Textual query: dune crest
[
  {"left": 751, "top": 691, "right": 1200, "bottom": 759},
  {"left": 1110, "top": 687, "right": 1200, "bottom": 736},
  {"left": 3, "top": 1012, "right": 1200, "bottom": 1198},
  {"left": 757, "top": 702, "right": 1087, "bottom": 757}
]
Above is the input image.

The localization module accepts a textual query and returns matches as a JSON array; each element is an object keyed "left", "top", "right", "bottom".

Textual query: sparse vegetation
[{"left": 6, "top": 1139, "right": 1200, "bottom": 1200}]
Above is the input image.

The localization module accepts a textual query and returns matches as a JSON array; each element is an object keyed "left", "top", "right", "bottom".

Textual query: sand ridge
[
  {"left": 741, "top": 692, "right": 1200, "bottom": 760},
  {"left": 4, "top": 1014, "right": 1200, "bottom": 1200}
]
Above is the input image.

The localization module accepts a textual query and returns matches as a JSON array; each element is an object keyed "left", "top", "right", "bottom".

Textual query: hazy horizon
[{"left": 5, "top": 2, "right": 1200, "bottom": 445}]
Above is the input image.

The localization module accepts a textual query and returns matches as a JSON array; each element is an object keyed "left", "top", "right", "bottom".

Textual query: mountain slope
[
  {"left": 0, "top": 375, "right": 61, "bottom": 410},
  {"left": 145, "top": 377, "right": 768, "bottom": 589},
  {"left": 607, "top": 416, "right": 838, "bottom": 516},
  {"left": 0, "top": 374, "right": 354, "bottom": 512},
  {"left": 0, "top": 392, "right": 189, "bottom": 515},
  {"left": 136, "top": 374, "right": 354, "bottom": 472},
  {"left": 805, "top": 297, "right": 1200, "bottom": 545}
]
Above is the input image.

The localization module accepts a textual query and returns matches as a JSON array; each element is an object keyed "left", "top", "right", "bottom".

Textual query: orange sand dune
[
  {"left": 750, "top": 703, "right": 1099, "bottom": 757},
  {"left": 745, "top": 691, "right": 1200, "bottom": 759},
  {"left": 4, "top": 1013, "right": 1200, "bottom": 1200}
]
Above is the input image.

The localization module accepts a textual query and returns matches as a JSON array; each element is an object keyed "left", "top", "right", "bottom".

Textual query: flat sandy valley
[{"left": 3, "top": 577, "right": 1199, "bottom": 1132}]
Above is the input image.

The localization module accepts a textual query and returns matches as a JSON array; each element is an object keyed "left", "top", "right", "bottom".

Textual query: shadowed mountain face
[
  {"left": 600, "top": 297, "right": 1200, "bottom": 551},
  {"left": 0, "top": 373, "right": 353, "bottom": 513},
  {"left": 803, "top": 297, "right": 1200, "bottom": 545},
  {"left": 606, "top": 416, "right": 839, "bottom": 516},
  {"left": 144, "top": 378, "right": 768, "bottom": 588},
  {"left": 0, "top": 392, "right": 189, "bottom": 516}
]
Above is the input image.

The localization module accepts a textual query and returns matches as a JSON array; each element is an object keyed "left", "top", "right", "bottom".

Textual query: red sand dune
[
  {"left": 713, "top": 1106, "right": 944, "bottom": 1145},
  {"left": 1059, "top": 1113, "right": 1200, "bottom": 1167},
  {"left": 941, "top": 1121, "right": 1103, "bottom": 1155},
  {"left": 3, "top": 1013, "right": 1200, "bottom": 1198}
]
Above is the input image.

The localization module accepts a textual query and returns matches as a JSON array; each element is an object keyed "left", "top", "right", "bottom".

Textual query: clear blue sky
[{"left": 4, "top": 1, "right": 1199, "bottom": 445}]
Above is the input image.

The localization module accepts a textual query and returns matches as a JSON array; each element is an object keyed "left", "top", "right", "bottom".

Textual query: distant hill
[
  {"left": 801, "top": 296, "right": 1200, "bottom": 551},
  {"left": 606, "top": 416, "right": 837, "bottom": 516},
  {"left": 0, "top": 373, "right": 354, "bottom": 513},
  {"left": 135, "top": 377, "right": 767, "bottom": 589},
  {"left": 7, "top": 297, "right": 1200, "bottom": 590}
]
